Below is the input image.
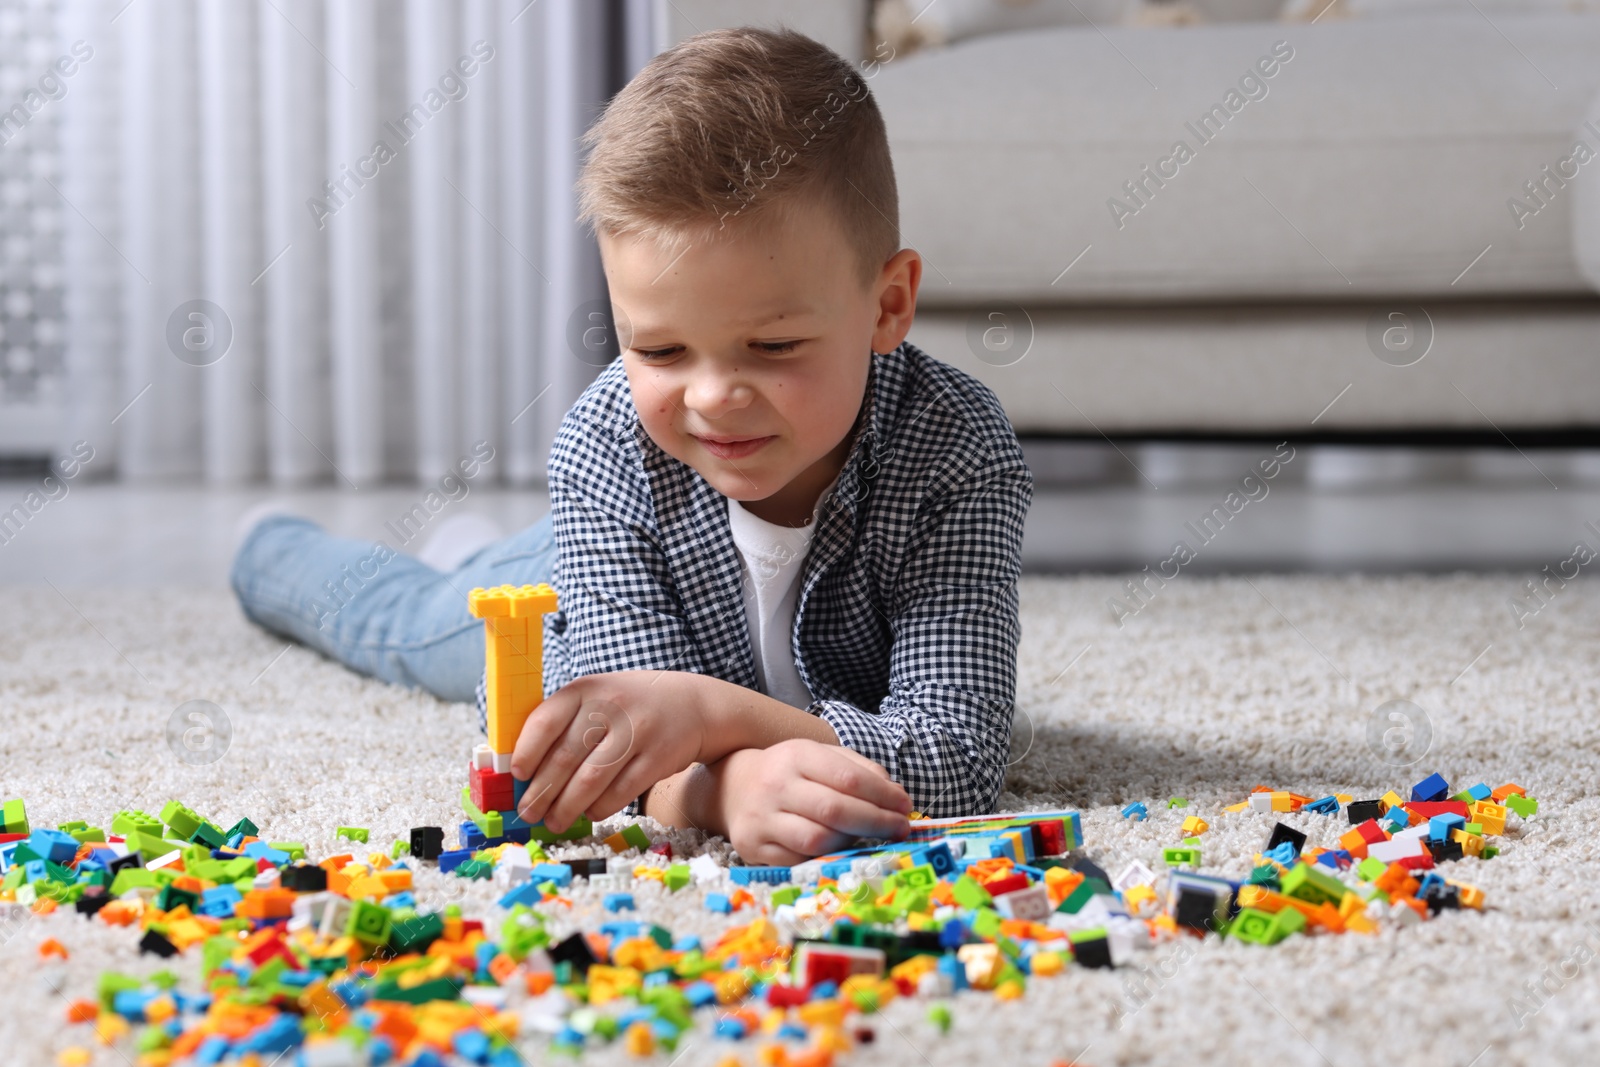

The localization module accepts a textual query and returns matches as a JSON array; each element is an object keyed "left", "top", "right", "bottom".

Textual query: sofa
[{"left": 652, "top": 0, "right": 1600, "bottom": 444}]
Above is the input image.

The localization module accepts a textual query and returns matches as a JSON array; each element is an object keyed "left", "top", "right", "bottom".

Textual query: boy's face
[{"left": 600, "top": 202, "right": 920, "bottom": 528}]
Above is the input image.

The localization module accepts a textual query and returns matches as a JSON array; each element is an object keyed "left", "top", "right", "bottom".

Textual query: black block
[
  {"left": 1422, "top": 882, "right": 1461, "bottom": 913},
  {"left": 1071, "top": 935, "right": 1114, "bottom": 969},
  {"left": 1173, "top": 887, "right": 1225, "bottom": 932},
  {"left": 281, "top": 864, "right": 329, "bottom": 892},
  {"left": 1267, "top": 822, "right": 1308, "bottom": 858},
  {"left": 1426, "top": 838, "right": 1464, "bottom": 864},
  {"left": 75, "top": 889, "right": 110, "bottom": 917},
  {"left": 409, "top": 826, "right": 445, "bottom": 861},
  {"left": 571, "top": 858, "right": 608, "bottom": 877},
  {"left": 139, "top": 929, "right": 178, "bottom": 958},
  {"left": 549, "top": 931, "right": 598, "bottom": 975},
  {"left": 1347, "top": 800, "right": 1383, "bottom": 825}
]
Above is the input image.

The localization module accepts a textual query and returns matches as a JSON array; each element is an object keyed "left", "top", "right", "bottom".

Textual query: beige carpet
[{"left": 1, "top": 574, "right": 1596, "bottom": 1067}]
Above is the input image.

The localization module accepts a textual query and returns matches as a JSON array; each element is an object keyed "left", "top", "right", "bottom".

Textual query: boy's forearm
[{"left": 683, "top": 673, "right": 840, "bottom": 763}]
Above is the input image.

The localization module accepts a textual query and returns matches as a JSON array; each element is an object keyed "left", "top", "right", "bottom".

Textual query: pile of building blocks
[{"left": 0, "top": 584, "right": 1549, "bottom": 1063}]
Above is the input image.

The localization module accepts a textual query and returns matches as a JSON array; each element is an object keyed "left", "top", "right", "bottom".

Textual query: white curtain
[{"left": 55, "top": 0, "right": 655, "bottom": 487}]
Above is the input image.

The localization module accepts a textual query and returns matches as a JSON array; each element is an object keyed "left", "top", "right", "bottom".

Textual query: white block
[
  {"left": 299, "top": 1038, "right": 366, "bottom": 1067},
  {"left": 318, "top": 896, "right": 353, "bottom": 939},
  {"left": 993, "top": 884, "right": 1051, "bottom": 922},
  {"left": 147, "top": 849, "right": 184, "bottom": 871},
  {"left": 462, "top": 985, "right": 508, "bottom": 1011},
  {"left": 1249, "top": 793, "right": 1276, "bottom": 813},
  {"left": 472, "top": 743, "right": 495, "bottom": 771},
  {"left": 1367, "top": 836, "right": 1426, "bottom": 863},
  {"left": 493, "top": 751, "right": 512, "bottom": 774},
  {"left": 1114, "top": 860, "right": 1157, "bottom": 891},
  {"left": 689, "top": 854, "right": 724, "bottom": 884}
]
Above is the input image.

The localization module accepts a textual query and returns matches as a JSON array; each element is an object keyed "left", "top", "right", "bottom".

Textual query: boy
[{"left": 230, "top": 27, "right": 1032, "bottom": 866}]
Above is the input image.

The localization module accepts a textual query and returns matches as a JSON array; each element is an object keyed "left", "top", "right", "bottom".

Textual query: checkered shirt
[{"left": 476, "top": 340, "right": 1033, "bottom": 819}]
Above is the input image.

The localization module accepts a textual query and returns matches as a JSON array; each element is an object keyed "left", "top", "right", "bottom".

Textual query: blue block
[
  {"left": 684, "top": 981, "right": 717, "bottom": 1007},
  {"left": 820, "top": 860, "right": 855, "bottom": 880},
  {"left": 1121, "top": 802, "right": 1149, "bottom": 821},
  {"left": 913, "top": 842, "right": 955, "bottom": 875},
  {"left": 437, "top": 848, "right": 475, "bottom": 874},
  {"left": 1383, "top": 808, "right": 1411, "bottom": 832},
  {"left": 112, "top": 989, "right": 158, "bottom": 1021},
  {"left": 242, "top": 841, "right": 290, "bottom": 865},
  {"left": 729, "top": 865, "right": 791, "bottom": 885},
  {"left": 196, "top": 1036, "right": 231, "bottom": 1065},
  {"left": 386, "top": 891, "right": 416, "bottom": 909},
  {"left": 778, "top": 1023, "right": 808, "bottom": 1041},
  {"left": 1464, "top": 782, "right": 1492, "bottom": 801},
  {"left": 937, "top": 952, "right": 967, "bottom": 991},
  {"left": 673, "top": 935, "right": 701, "bottom": 952},
  {"left": 1429, "top": 813, "right": 1467, "bottom": 841},
  {"left": 604, "top": 893, "right": 636, "bottom": 913},
  {"left": 939, "top": 919, "right": 967, "bottom": 949},
  {"left": 1303, "top": 796, "right": 1340, "bottom": 816},
  {"left": 453, "top": 1029, "right": 491, "bottom": 1064},
  {"left": 714, "top": 1017, "right": 748, "bottom": 1039},
  {"left": 705, "top": 893, "right": 732, "bottom": 914},
  {"left": 1317, "top": 850, "right": 1353, "bottom": 870},
  {"left": 28, "top": 829, "right": 79, "bottom": 864},
  {"left": 0, "top": 839, "right": 20, "bottom": 872},
  {"left": 235, "top": 1014, "right": 300, "bottom": 1054},
  {"left": 199, "top": 884, "right": 242, "bottom": 917},
  {"left": 1410, "top": 772, "right": 1450, "bottom": 803},
  {"left": 599, "top": 921, "right": 644, "bottom": 941},
  {"left": 1262, "top": 842, "right": 1298, "bottom": 866},
  {"left": 498, "top": 881, "right": 543, "bottom": 909},
  {"left": 530, "top": 863, "right": 573, "bottom": 888}
]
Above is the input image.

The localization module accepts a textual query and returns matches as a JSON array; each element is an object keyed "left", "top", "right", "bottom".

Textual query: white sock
[
  {"left": 416, "top": 512, "right": 506, "bottom": 572},
  {"left": 232, "top": 499, "right": 303, "bottom": 557}
]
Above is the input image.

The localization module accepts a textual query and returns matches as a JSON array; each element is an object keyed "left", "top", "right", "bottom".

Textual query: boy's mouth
[{"left": 694, "top": 434, "right": 774, "bottom": 459}]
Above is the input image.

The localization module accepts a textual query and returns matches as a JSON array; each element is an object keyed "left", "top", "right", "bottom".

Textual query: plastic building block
[
  {"left": 1120, "top": 802, "right": 1148, "bottom": 821},
  {"left": 1266, "top": 823, "right": 1307, "bottom": 858},
  {"left": 728, "top": 865, "right": 791, "bottom": 886},
  {"left": 1410, "top": 773, "right": 1450, "bottom": 803},
  {"left": 1167, "top": 798, "right": 1189, "bottom": 809},
  {"left": 1303, "top": 796, "right": 1340, "bottom": 816},
  {"left": 1, "top": 799, "right": 28, "bottom": 835},
  {"left": 409, "top": 827, "right": 444, "bottom": 861},
  {"left": 1504, "top": 793, "right": 1537, "bottom": 818},
  {"left": 1163, "top": 846, "right": 1200, "bottom": 867},
  {"left": 705, "top": 893, "right": 732, "bottom": 914},
  {"left": 345, "top": 900, "right": 393, "bottom": 946},
  {"left": 336, "top": 827, "right": 369, "bottom": 844},
  {"left": 604, "top": 893, "right": 635, "bottom": 913},
  {"left": 1181, "top": 815, "right": 1210, "bottom": 836},
  {"left": 468, "top": 583, "right": 558, "bottom": 754},
  {"left": 1281, "top": 862, "right": 1348, "bottom": 907}
]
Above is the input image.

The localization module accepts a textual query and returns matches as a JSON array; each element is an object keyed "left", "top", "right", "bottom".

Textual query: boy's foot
[
  {"left": 416, "top": 512, "right": 506, "bottom": 572},
  {"left": 231, "top": 499, "right": 304, "bottom": 557}
]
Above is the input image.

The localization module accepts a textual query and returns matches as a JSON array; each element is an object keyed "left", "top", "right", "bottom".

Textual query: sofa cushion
[{"left": 872, "top": 13, "right": 1600, "bottom": 303}]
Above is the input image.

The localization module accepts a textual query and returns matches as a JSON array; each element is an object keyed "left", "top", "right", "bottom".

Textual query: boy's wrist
[{"left": 683, "top": 673, "right": 840, "bottom": 763}]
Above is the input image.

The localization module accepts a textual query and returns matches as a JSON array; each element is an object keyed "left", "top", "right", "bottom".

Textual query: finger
[
  {"left": 585, "top": 755, "right": 659, "bottom": 824},
  {"left": 797, "top": 748, "right": 913, "bottom": 815},
  {"left": 540, "top": 712, "right": 640, "bottom": 832},
  {"left": 760, "top": 811, "right": 855, "bottom": 862},
  {"left": 510, "top": 687, "right": 580, "bottom": 781},
  {"left": 517, "top": 710, "right": 596, "bottom": 826},
  {"left": 780, "top": 778, "right": 911, "bottom": 842}
]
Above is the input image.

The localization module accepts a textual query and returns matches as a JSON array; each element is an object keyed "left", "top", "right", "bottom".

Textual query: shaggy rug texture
[{"left": 0, "top": 574, "right": 1596, "bottom": 1067}]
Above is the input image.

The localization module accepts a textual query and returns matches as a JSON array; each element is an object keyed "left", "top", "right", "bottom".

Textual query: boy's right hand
[{"left": 715, "top": 739, "right": 914, "bottom": 866}]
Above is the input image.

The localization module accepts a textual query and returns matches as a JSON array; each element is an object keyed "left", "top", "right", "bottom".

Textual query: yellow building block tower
[{"left": 468, "top": 582, "right": 558, "bottom": 756}]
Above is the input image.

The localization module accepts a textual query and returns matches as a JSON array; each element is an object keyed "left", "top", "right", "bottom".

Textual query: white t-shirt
[{"left": 725, "top": 479, "right": 838, "bottom": 709}]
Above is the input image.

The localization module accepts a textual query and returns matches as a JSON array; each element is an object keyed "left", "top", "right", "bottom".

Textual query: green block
[
  {"left": 11, "top": 842, "right": 44, "bottom": 865},
  {"left": 619, "top": 824, "right": 651, "bottom": 850},
  {"left": 337, "top": 827, "right": 370, "bottom": 844},
  {"left": 156, "top": 884, "right": 200, "bottom": 913},
  {"left": 664, "top": 864, "right": 690, "bottom": 892},
  {"left": 111, "top": 810, "right": 162, "bottom": 837},
  {"left": 66, "top": 826, "right": 107, "bottom": 845},
  {"left": 1068, "top": 926, "right": 1108, "bottom": 944},
  {"left": 1281, "top": 862, "right": 1347, "bottom": 907},
  {"left": 1167, "top": 797, "right": 1189, "bottom": 809},
  {"left": 527, "top": 814, "right": 592, "bottom": 843},
  {"left": 969, "top": 906, "right": 1002, "bottom": 938},
  {"left": 371, "top": 975, "right": 463, "bottom": 1004},
  {"left": 849, "top": 881, "right": 876, "bottom": 905},
  {"left": 460, "top": 787, "right": 503, "bottom": 840},
  {"left": 1462, "top": 822, "right": 1483, "bottom": 836},
  {"left": 1058, "top": 877, "right": 1112, "bottom": 915},
  {"left": 2, "top": 798, "right": 28, "bottom": 835},
  {"left": 1356, "top": 857, "right": 1387, "bottom": 882},
  {"left": 1504, "top": 794, "right": 1538, "bottom": 818},
  {"left": 1450, "top": 789, "right": 1477, "bottom": 803},
  {"left": 456, "top": 859, "right": 493, "bottom": 880},
  {"left": 1269, "top": 906, "right": 1307, "bottom": 941},
  {"left": 1246, "top": 865, "right": 1281, "bottom": 888},
  {"left": 247, "top": 955, "right": 289, "bottom": 989},
  {"left": 771, "top": 886, "right": 801, "bottom": 907},
  {"left": 1182, "top": 836, "right": 1202, "bottom": 846},
  {"left": 224, "top": 817, "right": 259, "bottom": 840},
  {"left": 346, "top": 900, "right": 394, "bottom": 946},
  {"left": 391, "top": 839, "right": 411, "bottom": 860},
  {"left": 898, "top": 888, "right": 931, "bottom": 914},
  {"left": 896, "top": 864, "right": 937, "bottom": 891},
  {"left": 1163, "top": 847, "right": 1200, "bottom": 867},
  {"left": 951, "top": 874, "right": 992, "bottom": 909},
  {"left": 58, "top": 820, "right": 88, "bottom": 834},
  {"left": 44, "top": 860, "right": 77, "bottom": 885},
  {"left": 390, "top": 912, "right": 445, "bottom": 954},
  {"left": 1483, "top": 846, "right": 1499, "bottom": 859},
  {"left": 190, "top": 823, "right": 227, "bottom": 850},
  {"left": 202, "top": 936, "right": 238, "bottom": 980},
  {"left": 929, "top": 1004, "right": 952, "bottom": 1034},
  {"left": 1227, "top": 907, "right": 1280, "bottom": 945},
  {"left": 110, "top": 868, "right": 160, "bottom": 896},
  {"left": 268, "top": 842, "right": 307, "bottom": 862},
  {"left": 98, "top": 972, "right": 143, "bottom": 1012},
  {"left": 125, "top": 830, "right": 185, "bottom": 863},
  {"left": 160, "top": 801, "right": 205, "bottom": 841}
]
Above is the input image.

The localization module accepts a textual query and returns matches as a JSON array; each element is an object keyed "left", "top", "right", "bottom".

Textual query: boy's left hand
[{"left": 510, "top": 670, "right": 706, "bottom": 832}]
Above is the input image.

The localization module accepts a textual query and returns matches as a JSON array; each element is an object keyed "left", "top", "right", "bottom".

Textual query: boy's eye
[{"left": 632, "top": 341, "right": 800, "bottom": 359}]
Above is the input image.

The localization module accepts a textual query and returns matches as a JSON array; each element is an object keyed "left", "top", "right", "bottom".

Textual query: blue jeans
[{"left": 229, "top": 513, "right": 557, "bottom": 704}]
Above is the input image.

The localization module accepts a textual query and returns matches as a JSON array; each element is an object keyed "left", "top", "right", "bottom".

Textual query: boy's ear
[{"left": 871, "top": 248, "right": 922, "bottom": 355}]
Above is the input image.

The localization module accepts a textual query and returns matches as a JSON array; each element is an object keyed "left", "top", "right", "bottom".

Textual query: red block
[
  {"left": 767, "top": 983, "right": 809, "bottom": 1007},
  {"left": 1396, "top": 852, "right": 1435, "bottom": 871},
  {"left": 1404, "top": 801, "right": 1470, "bottom": 820},
  {"left": 1036, "top": 820, "right": 1066, "bottom": 856},
  {"left": 983, "top": 872, "right": 1031, "bottom": 898},
  {"left": 801, "top": 951, "right": 854, "bottom": 990},
  {"left": 470, "top": 765, "right": 516, "bottom": 813},
  {"left": 1354, "top": 819, "right": 1389, "bottom": 845}
]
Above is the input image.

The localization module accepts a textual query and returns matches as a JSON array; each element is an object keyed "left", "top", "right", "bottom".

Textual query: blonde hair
[{"left": 576, "top": 27, "right": 899, "bottom": 292}]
